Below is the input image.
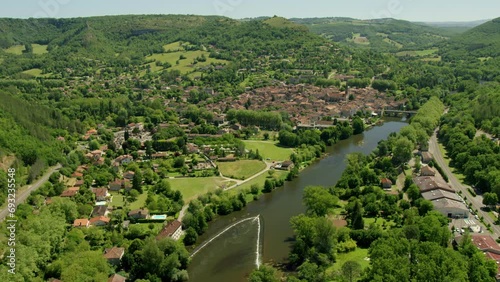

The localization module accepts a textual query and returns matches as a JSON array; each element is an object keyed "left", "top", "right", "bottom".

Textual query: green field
[
  {"left": 163, "top": 42, "right": 185, "bottom": 52},
  {"left": 4, "top": 45, "right": 25, "bottom": 55},
  {"left": 22, "top": 68, "right": 50, "bottom": 77},
  {"left": 421, "top": 56, "right": 442, "bottom": 62},
  {"left": 145, "top": 49, "right": 229, "bottom": 74},
  {"left": 396, "top": 48, "right": 439, "bottom": 57},
  {"left": 169, "top": 177, "right": 231, "bottom": 201},
  {"left": 217, "top": 160, "right": 266, "bottom": 180},
  {"left": 32, "top": 44, "right": 48, "bottom": 54},
  {"left": 110, "top": 193, "right": 126, "bottom": 208},
  {"left": 328, "top": 248, "right": 370, "bottom": 274},
  {"left": 230, "top": 170, "right": 287, "bottom": 195},
  {"left": 243, "top": 141, "right": 294, "bottom": 161},
  {"left": 383, "top": 38, "right": 403, "bottom": 48},
  {"left": 110, "top": 191, "right": 148, "bottom": 210}
]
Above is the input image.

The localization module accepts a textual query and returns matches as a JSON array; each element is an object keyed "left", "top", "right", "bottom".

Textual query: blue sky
[{"left": 2, "top": 0, "right": 499, "bottom": 22}]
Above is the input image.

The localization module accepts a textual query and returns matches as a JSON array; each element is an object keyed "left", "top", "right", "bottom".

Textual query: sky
[{"left": 1, "top": 0, "right": 498, "bottom": 22}]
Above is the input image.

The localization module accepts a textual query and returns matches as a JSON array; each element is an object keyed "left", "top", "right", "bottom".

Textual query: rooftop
[
  {"left": 421, "top": 189, "right": 462, "bottom": 202},
  {"left": 156, "top": 220, "right": 182, "bottom": 240}
]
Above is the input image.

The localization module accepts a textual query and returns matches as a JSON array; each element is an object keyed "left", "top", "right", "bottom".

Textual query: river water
[{"left": 187, "top": 119, "right": 407, "bottom": 282}]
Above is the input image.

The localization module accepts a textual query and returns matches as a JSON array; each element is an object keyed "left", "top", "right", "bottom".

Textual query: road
[
  {"left": 429, "top": 131, "right": 500, "bottom": 236},
  {"left": 222, "top": 161, "right": 274, "bottom": 191},
  {"left": 0, "top": 163, "right": 61, "bottom": 222}
]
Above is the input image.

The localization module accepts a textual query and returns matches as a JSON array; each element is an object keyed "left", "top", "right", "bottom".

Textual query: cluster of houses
[{"left": 199, "top": 83, "right": 406, "bottom": 125}]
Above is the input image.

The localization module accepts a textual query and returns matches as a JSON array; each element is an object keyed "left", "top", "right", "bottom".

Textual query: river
[{"left": 187, "top": 118, "right": 407, "bottom": 282}]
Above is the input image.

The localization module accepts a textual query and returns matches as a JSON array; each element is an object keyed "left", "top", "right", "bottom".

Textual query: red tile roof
[
  {"left": 471, "top": 235, "right": 500, "bottom": 253},
  {"left": 73, "top": 219, "right": 89, "bottom": 227},
  {"left": 93, "top": 188, "right": 108, "bottom": 198},
  {"left": 156, "top": 220, "right": 182, "bottom": 240},
  {"left": 103, "top": 247, "right": 125, "bottom": 260}
]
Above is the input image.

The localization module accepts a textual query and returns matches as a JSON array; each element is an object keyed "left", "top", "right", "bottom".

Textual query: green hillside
[
  {"left": 291, "top": 17, "right": 457, "bottom": 53},
  {"left": 441, "top": 17, "right": 500, "bottom": 60}
]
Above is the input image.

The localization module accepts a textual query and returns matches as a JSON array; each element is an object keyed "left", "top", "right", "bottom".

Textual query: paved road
[
  {"left": 0, "top": 163, "right": 61, "bottom": 222},
  {"left": 429, "top": 131, "right": 500, "bottom": 237}
]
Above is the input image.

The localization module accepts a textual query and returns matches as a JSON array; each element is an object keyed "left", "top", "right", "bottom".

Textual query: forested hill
[
  {"left": 440, "top": 17, "right": 500, "bottom": 60},
  {"left": 0, "top": 15, "right": 328, "bottom": 76},
  {"left": 291, "top": 17, "right": 458, "bottom": 52}
]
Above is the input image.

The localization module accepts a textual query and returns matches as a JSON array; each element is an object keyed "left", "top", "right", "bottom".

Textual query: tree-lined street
[{"left": 429, "top": 131, "right": 500, "bottom": 236}]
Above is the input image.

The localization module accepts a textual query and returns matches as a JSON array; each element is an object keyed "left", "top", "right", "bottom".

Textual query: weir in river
[{"left": 190, "top": 215, "right": 262, "bottom": 269}]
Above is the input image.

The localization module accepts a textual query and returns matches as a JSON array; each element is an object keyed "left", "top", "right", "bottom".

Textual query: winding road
[
  {"left": 0, "top": 163, "right": 62, "bottom": 222},
  {"left": 429, "top": 131, "right": 500, "bottom": 236}
]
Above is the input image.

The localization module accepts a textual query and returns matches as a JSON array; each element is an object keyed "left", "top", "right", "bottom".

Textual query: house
[
  {"left": 93, "top": 188, "right": 109, "bottom": 202},
  {"left": 421, "top": 189, "right": 462, "bottom": 202},
  {"left": 381, "top": 178, "right": 393, "bottom": 189},
  {"left": 103, "top": 247, "right": 125, "bottom": 266},
  {"left": 421, "top": 165, "right": 436, "bottom": 176},
  {"left": 108, "top": 273, "right": 127, "bottom": 282},
  {"left": 231, "top": 123, "right": 242, "bottom": 131},
  {"left": 90, "top": 150, "right": 104, "bottom": 160},
  {"left": 152, "top": 152, "right": 168, "bottom": 159},
  {"left": 128, "top": 209, "right": 149, "bottom": 220},
  {"left": 60, "top": 187, "right": 79, "bottom": 197},
  {"left": 276, "top": 160, "right": 295, "bottom": 171},
  {"left": 186, "top": 143, "right": 200, "bottom": 154},
  {"left": 455, "top": 234, "right": 500, "bottom": 280},
  {"left": 90, "top": 216, "right": 111, "bottom": 226},
  {"left": 92, "top": 205, "right": 108, "bottom": 217},
  {"left": 414, "top": 176, "right": 454, "bottom": 193},
  {"left": 421, "top": 151, "right": 433, "bottom": 164},
  {"left": 123, "top": 171, "right": 135, "bottom": 180},
  {"left": 432, "top": 198, "right": 469, "bottom": 218},
  {"left": 114, "top": 155, "right": 133, "bottom": 166},
  {"left": 72, "top": 171, "right": 84, "bottom": 178},
  {"left": 73, "top": 219, "right": 90, "bottom": 228},
  {"left": 109, "top": 179, "right": 131, "bottom": 191},
  {"left": 74, "top": 179, "right": 85, "bottom": 187},
  {"left": 156, "top": 220, "right": 183, "bottom": 241}
]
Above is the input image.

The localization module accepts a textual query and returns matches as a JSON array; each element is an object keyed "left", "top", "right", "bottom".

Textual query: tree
[
  {"left": 183, "top": 227, "right": 198, "bottom": 246},
  {"left": 249, "top": 265, "right": 279, "bottom": 282},
  {"left": 483, "top": 192, "right": 498, "bottom": 207},
  {"left": 349, "top": 200, "right": 364, "bottom": 230},
  {"left": 263, "top": 132, "right": 270, "bottom": 140},
  {"left": 341, "top": 261, "right": 362, "bottom": 282},
  {"left": 59, "top": 251, "right": 110, "bottom": 282},
  {"left": 174, "top": 156, "right": 185, "bottom": 168},
  {"left": 407, "top": 184, "right": 421, "bottom": 202},
  {"left": 89, "top": 139, "right": 100, "bottom": 150},
  {"left": 263, "top": 179, "right": 274, "bottom": 193},
  {"left": 303, "top": 186, "right": 338, "bottom": 217},
  {"left": 133, "top": 170, "right": 143, "bottom": 193},
  {"left": 352, "top": 117, "right": 364, "bottom": 135},
  {"left": 250, "top": 184, "right": 260, "bottom": 195},
  {"left": 392, "top": 136, "right": 414, "bottom": 165}
]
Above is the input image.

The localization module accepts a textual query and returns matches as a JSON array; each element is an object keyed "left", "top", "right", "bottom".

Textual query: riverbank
[{"left": 186, "top": 119, "right": 408, "bottom": 282}]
